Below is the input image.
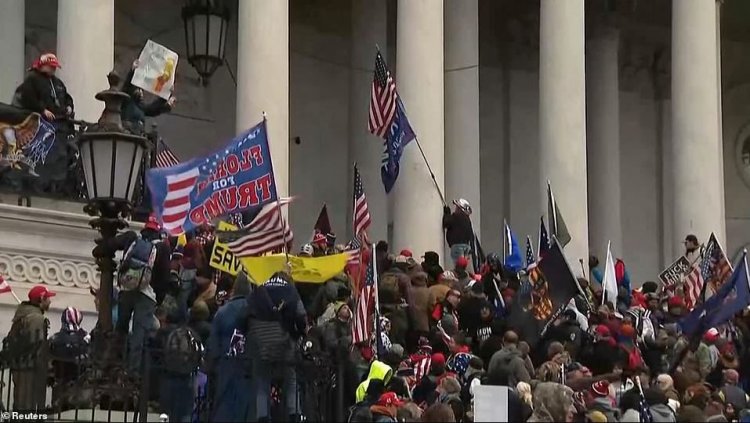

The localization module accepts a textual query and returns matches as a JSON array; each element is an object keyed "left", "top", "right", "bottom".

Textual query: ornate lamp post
[
  {"left": 78, "top": 72, "right": 150, "bottom": 333},
  {"left": 182, "top": 0, "right": 231, "bottom": 85}
]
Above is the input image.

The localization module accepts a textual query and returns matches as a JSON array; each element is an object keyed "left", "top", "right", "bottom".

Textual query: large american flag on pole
[
  {"left": 368, "top": 51, "right": 397, "bottom": 138},
  {"left": 353, "top": 163, "right": 372, "bottom": 241},
  {"left": 155, "top": 139, "right": 180, "bottom": 168},
  {"left": 352, "top": 245, "right": 378, "bottom": 345},
  {"left": 222, "top": 198, "right": 294, "bottom": 257},
  {"left": 685, "top": 233, "right": 732, "bottom": 309}
]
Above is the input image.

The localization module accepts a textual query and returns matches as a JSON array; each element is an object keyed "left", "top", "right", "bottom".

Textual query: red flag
[{"left": 0, "top": 276, "right": 11, "bottom": 294}]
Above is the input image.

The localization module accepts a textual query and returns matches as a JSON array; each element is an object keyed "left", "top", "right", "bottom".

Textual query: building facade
[{"left": 0, "top": 0, "right": 748, "bottom": 330}]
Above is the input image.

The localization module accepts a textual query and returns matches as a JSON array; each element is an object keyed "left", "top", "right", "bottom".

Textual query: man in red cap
[
  {"left": 6, "top": 284, "right": 55, "bottom": 411},
  {"left": 13, "top": 53, "right": 73, "bottom": 122},
  {"left": 369, "top": 392, "right": 403, "bottom": 422}
]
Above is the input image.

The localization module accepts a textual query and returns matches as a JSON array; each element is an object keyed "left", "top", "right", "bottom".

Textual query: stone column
[
  {"left": 445, "top": 0, "right": 480, "bottom": 240},
  {"left": 0, "top": 0, "right": 25, "bottom": 103},
  {"left": 392, "top": 0, "right": 444, "bottom": 258},
  {"left": 236, "top": 0, "right": 289, "bottom": 197},
  {"left": 586, "top": 27, "right": 622, "bottom": 257},
  {"left": 57, "top": 0, "right": 114, "bottom": 122},
  {"left": 671, "top": 0, "right": 724, "bottom": 244},
  {"left": 539, "top": 0, "right": 588, "bottom": 268},
  {"left": 350, "top": 0, "right": 388, "bottom": 242}
]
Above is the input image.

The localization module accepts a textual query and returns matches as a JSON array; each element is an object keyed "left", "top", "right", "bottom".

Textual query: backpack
[
  {"left": 162, "top": 326, "right": 203, "bottom": 375},
  {"left": 118, "top": 237, "right": 157, "bottom": 291}
]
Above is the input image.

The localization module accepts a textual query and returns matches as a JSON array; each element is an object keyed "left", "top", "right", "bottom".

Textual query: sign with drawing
[{"left": 132, "top": 40, "right": 178, "bottom": 100}]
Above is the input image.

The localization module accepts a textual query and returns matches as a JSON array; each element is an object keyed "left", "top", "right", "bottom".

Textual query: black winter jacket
[
  {"left": 442, "top": 206, "right": 473, "bottom": 246},
  {"left": 12, "top": 70, "right": 73, "bottom": 117}
]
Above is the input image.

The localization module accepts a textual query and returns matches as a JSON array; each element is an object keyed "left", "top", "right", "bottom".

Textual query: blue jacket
[{"left": 207, "top": 296, "right": 247, "bottom": 362}]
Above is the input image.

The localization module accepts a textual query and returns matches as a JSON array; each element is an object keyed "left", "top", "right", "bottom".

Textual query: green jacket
[{"left": 9, "top": 302, "right": 49, "bottom": 342}]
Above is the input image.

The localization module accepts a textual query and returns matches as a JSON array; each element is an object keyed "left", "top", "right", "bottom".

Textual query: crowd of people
[{"left": 1, "top": 199, "right": 749, "bottom": 423}]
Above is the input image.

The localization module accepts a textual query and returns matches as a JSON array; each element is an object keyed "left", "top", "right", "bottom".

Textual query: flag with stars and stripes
[
  {"left": 525, "top": 235, "right": 536, "bottom": 271},
  {"left": 368, "top": 51, "right": 397, "bottom": 138},
  {"left": 345, "top": 237, "right": 362, "bottom": 267},
  {"left": 703, "top": 233, "right": 733, "bottom": 297},
  {"left": 353, "top": 164, "right": 372, "bottom": 241},
  {"left": 147, "top": 120, "right": 278, "bottom": 236},
  {"left": 220, "top": 198, "right": 294, "bottom": 257},
  {"left": 352, "top": 245, "right": 379, "bottom": 346},
  {"left": 155, "top": 139, "right": 180, "bottom": 168}
]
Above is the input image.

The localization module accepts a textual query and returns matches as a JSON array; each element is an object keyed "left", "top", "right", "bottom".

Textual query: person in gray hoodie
[{"left": 487, "top": 330, "right": 531, "bottom": 386}]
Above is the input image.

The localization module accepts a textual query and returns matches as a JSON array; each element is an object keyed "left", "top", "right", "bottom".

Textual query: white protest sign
[
  {"left": 473, "top": 385, "right": 509, "bottom": 422},
  {"left": 132, "top": 40, "right": 178, "bottom": 100}
]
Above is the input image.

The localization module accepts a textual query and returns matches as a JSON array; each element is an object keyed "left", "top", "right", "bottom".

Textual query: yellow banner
[
  {"left": 240, "top": 253, "right": 349, "bottom": 284},
  {"left": 209, "top": 221, "right": 244, "bottom": 276}
]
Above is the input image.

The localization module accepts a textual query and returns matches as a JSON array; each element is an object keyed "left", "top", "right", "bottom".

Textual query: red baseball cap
[
  {"left": 456, "top": 255, "right": 469, "bottom": 269},
  {"left": 145, "top": 214, "right": 162, "bottom": 232},
  {"left": 28, "top": 285, "right": 56, "bottom": 302},
  {"left": 377, "top": 392, "right": 404, "bottom": 407},
  {"left": 399, "top": 249, "right": 413, "bottom": 258}
]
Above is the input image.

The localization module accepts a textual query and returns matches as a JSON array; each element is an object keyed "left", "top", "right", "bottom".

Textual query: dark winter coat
[
  {"left": 6, "top": 302, "right": 50, "bottom": 412},
  {"left": 121, "top": 69, "right": 171, "bottom": 132},
  {"left": 12, "top": 69, "right": 73, "bottom": 117},
  {"left": 487, "top": 345, "right": 531, "bottom": 386},
  {"left": 442, "top": 206, "right": 473, "bottom": 246}
]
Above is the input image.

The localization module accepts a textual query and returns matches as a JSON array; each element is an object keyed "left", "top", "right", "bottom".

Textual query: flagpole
[
  {"left": 372, "top": 243, "right": 382, "bottom": 359},
  {"left": 502, "top": 219, "right": 508, "bottom": 261},
  {"left": 263, "top": 112, "right": 290, "bottom": 266},
  {"left": 374, "top": 45, "right": 445, "bottom": 206}
]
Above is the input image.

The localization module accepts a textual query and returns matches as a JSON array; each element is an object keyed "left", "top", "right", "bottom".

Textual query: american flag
[
  {"left": 538, "top": 216, "right": 550, "bottom": 259},
  {"left": 368, "top": 51, "right": 398, "bottom": 138},
  {"left": 162, "top": 166, "right": 201, "bottom": 235},
  {"left": 352, "top": 246, "right": 378, "bottom": 345},
  {"left": 525, "top": 235, "right": 536, "bottom": 271},
  {"left": 352, "top": 164, "right": 372, "bottom": 241},
  {"left": 685, "top": 233, "right": 732, "bottom": 309},
  {"left": 0, "top": 275, "right": 11, "bottom": 294},
  {"left": 155, "top": 139, "right": 180, "bottom": 168},
  {"left": 223, "top": 198, "right": 294, "bottom": 257},
  {"left": 345, "top": 237, "right": 362, "bottom": 266}
]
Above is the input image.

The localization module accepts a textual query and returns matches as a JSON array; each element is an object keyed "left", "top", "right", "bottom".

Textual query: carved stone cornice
[{"left": 0, "top": 253, "right": 99, "bottom": 289}]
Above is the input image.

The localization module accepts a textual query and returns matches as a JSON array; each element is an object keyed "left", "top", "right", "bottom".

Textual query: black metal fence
[{"left": 0, "top": 331, "right": 337, "bottom": 422}]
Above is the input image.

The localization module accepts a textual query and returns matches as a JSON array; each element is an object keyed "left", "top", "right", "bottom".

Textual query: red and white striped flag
[
  {"left": 352, "top": 246, "right": 377, "bottom": 345},
  {"left": 223, "top": 198, "right": 294, "bottom": 257},
  {"left": 368, "top": 51, "right": 397, "bottom": 138},
  {"left": 162, "top": 166, "right": 201, "bottom": 235},
  {"left": 0, "top": 276, "right": 11, "bottom": 294},
  {"left": 352, "top": 164, "right": 371, "bottom": 242},
  {"left": 155, "top": 140, "right": 180, "bottom": 168}
]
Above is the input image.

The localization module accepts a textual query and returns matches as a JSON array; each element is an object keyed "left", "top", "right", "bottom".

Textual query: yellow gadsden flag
[{"left": 240, "top": 253, "right": 349, "bottom": 285}]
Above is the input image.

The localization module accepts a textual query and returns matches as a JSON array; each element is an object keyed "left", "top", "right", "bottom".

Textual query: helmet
[
  {"left": 453, "top": 198, "right": 472, "bottom": 214},
  {"left": 487, "top": 253, "right": 502, "bottom": 271},
  {"left": 300, "top": 243, "right": 314, "bottom": 256}
]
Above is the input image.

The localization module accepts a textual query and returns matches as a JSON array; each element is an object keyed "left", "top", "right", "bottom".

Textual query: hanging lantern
[{"left": 182, "top": 0, "right": 231, "bottom": 85}]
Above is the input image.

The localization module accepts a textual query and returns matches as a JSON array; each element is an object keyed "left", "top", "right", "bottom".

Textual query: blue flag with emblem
[
  {"left": 680, "top": 251, "right": 750, "bottom": 338},
  {"left": 504, "top": 222, "right": 523, "bottom": 273},
  {"left": 381, "top": 98, "right": 415, "bottom": 193}
]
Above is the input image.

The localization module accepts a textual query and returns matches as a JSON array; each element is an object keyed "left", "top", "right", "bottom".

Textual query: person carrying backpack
[
  {"left": 245, "top": 271, "right": 307, "bottom": 422},
  {"left": 95, "top": 214, "right": 172, "bottom": 372},
  {"left": 158, "top": 321, "right": 204, "bottom": 423}
]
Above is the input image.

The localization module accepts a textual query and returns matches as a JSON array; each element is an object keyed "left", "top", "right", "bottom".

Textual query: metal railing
[{"left": 0, "top": 331, "right": 337, "bottom": 422}]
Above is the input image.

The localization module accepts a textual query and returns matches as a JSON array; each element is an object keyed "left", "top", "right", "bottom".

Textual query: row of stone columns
[{"left": 0, "top": 0, "right": 725, "bottom": 264}]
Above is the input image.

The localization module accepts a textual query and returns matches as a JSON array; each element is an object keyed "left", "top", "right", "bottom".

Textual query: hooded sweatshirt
[
  {"left": 487, "top": 345, "right": 531, "bottom": 386},
  {"left": 356, "top": 360, "right": 394, "bottom": 403}
]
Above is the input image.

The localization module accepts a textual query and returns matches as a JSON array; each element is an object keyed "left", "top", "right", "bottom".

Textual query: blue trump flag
[
  {"left": 504, "top": 222, "right": 523, "bottom": 273},
  {"left": 680, "top": 251, "right": 750, "bottom": 338},
  {"left": 147, "top": 120, "right": 278, "bottom": 235},
  {"left": 381, "top": 98, "right": 415, "bottom": 193}
]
